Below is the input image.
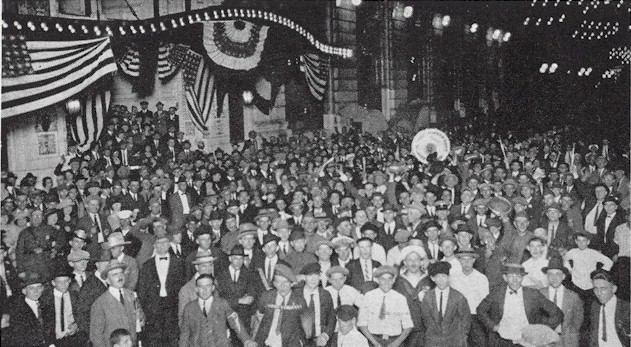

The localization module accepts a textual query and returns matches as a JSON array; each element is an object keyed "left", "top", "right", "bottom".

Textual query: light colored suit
[
  {"left": 178, "top": 278, "right": 197, "bottom": 326},
  {"left": 89, "top": 288, "right": 144, "bottom": 347},
  {"left": 539, "top": 286, "right": 583, "bottom": 347},
  {"left": 179, "top": 296, "right": 250, "bottom": 347}
]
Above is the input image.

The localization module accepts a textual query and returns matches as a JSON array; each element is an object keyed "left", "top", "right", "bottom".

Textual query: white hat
[{"left": 400, "top": 245, "right": 427, "bottom": 261}]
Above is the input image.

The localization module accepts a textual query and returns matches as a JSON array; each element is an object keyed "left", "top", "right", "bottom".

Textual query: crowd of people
[{"left": 0, "top": 100, "right": 629, "bottom": 347}]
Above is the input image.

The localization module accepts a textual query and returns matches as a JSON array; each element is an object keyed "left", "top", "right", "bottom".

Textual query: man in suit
[
  {"left": 539, "top": 258, "right": 583, "bottom": 347},
  {"left": 169, "top": 180, "right": 194, "bottom": 229},
  {"left": 184, "top": 225, "right": 223, "bottom": 280},
  {"left": 594, "top": 195, "right": 625, "bottom": 258},
  {"left": 76, "top": 196, "right": 110, "bottom": 259},
  {"left": 76, "top": 253, "right": 109, "bottom": 338},
  {"left": 539, "top": 203, "right": 573, "bottom": 255},
  {"left": 589, "top": 269, "right": 630, "bottom": 347},
  {"left": 89, "top": 260, "right": 145, "bottom": 347},
  {"left": 6, "top": 272, "right": 54, "bottom": 346},
  {"left": 215, "top": 245, "right": 257, "bottom": 345},
  {"left": 137, "top": 101, "right": 152, "bottom": 123},
  {"left": 178, "top": 253, "right": 216, "bottom": 326},
  {"left": 422, "top": 221, "right": 444, "bottom": 261},
  {"left": 137, "top": 233, "right": 186, "bottom": 346},
  {"left": 449, "top": 189, "right": 475, "bottom": 222},
  {"left": 419, "top": 261, "right": 471, "bottom": 347},
  {"left": 297, "top": 263, "right": 336, "bottom": 347},
  {"left": 67, "top": 250, "right": 91, "bottom": 293},
  {"left": 477, "top": 263, "right": 563, "bottom": 347},
  {"left": 252, "top": 264, "right": 313, "bottom": 347},
  {"left": 41, "top": 264, "right": 85, "bottom": 347},
  {"left": 121, "top": 179, "right": 148, "bottom": 218},
  {"left": 376, "top": 203, "right": 399, "bottom": 253},
  {"left": 347, "top": 237, "right": 382, "bottom": 290},
  {"left": 179, "top": 274, "right": 256, "bottom": 347},
  {"left": 106, "top": 233, "right": 139, "bottom": 290},
  {"left": 237, "top": 191, "right": 259, "bottom": 224},
  {"left": 583, "top": 184, "right": 609, "bottom": 235}
]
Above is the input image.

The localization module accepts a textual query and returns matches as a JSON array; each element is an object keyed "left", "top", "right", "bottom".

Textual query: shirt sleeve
[
  {"left": 356, "top": 294, "right": 369, "bottom": 327},
  {"left": 398, "top": 296, "right": 414, "bottom": 329}
]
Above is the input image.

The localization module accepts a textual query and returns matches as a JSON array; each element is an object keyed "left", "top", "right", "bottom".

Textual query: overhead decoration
[
  {"left": 66, "top": 88, "right": 111, "bottom": 153},
  {"left": 2, "top": 7, "right": 354, "bottom": 58},
  {"left": 1, "top": 36, "right": 117, "bottom": 118},
  {"left": 203, "top": 20, "right": 268, "bottom": 71},
  {"left": 299, "top": 53, "right": 329, "bottom": 101},
  {"left": 252, "top": 76, "right": 281, "bottom": 115},
  {"left": 170, "top": 45, "right": 216, "bottom": 131},
  {"left": 157, "top": 42, "right": 180, "bottom": 81},
  {"left": 117, "top": 44, "right": 140, "bottom": 77}
]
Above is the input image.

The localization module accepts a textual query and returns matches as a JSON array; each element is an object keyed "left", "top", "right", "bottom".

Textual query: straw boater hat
[
  {"left": 100, "top": 260, "right": 128, "bottom": 280},
  {"left": 106, "top": 232, "right": 131, "bottom": 249}
]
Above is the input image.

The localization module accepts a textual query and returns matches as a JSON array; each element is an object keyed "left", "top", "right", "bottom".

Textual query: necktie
[
  {"left": 36, "top": 301, "right": 43, "bottom": 325},
  {"left": 478, "top": 217, "right": 483, "bottom": 227},
  {"left": 176, "top": 245, "right": 181, "bottom": 257},
  {"left": 276, "top": 296, "right": 286, "bottom": 335},
  {"left": 594, "top": 203, "right": 601, "bottom": 225},
  {"left": 553, "top": 289, "right": 558, "bottom": 305},
  {"left": 119, "top": 289, "right": 125, "bottom": 305},
  {"left": 203, "top": 300, "right": 208, "bottom": 317},
  {"left": 601, "top": 304, "right": 607, "bottom": 342},
  {"left": 337, "top": 291, "right": 342, "bottom": 308},
  {"left": 60, "top": 294, "right": 65, "bottom": 332},
  {"left": 363, "top": 261, "right": 371, "bottom": 281},
  {"left": 267, "top": 260, "right": 273, "bottom": 282},
  {"left": 93, "top": 214, "right": 101, "bottom": 234},
  {"left": 439, "top": 291, "right": 444, "bottom": 319},
  {"left": 461, "top": 205, "right": 466, "bottom": 215},
  {"left": 309, "top": 293, "right": 317, "bottom": 333},
  {"left": 233, "top": 269, "right": 238, "bottom": 283},
  {"left": 378, "top": 295, "right": 386, "bottom": 320}
]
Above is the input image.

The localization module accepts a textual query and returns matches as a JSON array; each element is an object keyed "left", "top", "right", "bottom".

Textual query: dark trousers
[
  {"left": 373, "top": 334, "right": 400, "bottom": 346},
  {"left": 54, "top": 333, "right": 87, "bottom": 347},
  {"left": 468, "top": 314, "right": 487, "bottom": 347},
  {"left": 488, "top": 332, "right": 521, "bottom": 347},
  {"left": 144, "top": 297, "right": 179, "bottom": 347},
  {"left": 404, "top": 330, "right": 424, "bottom": 347}
]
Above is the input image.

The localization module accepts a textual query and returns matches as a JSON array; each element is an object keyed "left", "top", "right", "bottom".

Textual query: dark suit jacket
[
  {"left": 6, "top": 296, "right": 54, "bottom": 346},
  {"left": 215, "top": 265, "right": 258, "bottom": 325},
  {"left": 76, "top": 213, "right": 110, "bottom": 258},
  {"left": 254, "top": 289, "right": 313, "bottom": 347},
  {"left": 594, "top": 212, "right": 625, "bottom": 257},
  {"left": 120, "top": 193, "right": 148, "bottom": 218},
  {"left": 239, "top": 204, "right": 259, "bottom": 224},
  {"left": 296, "top": 286, "right": 336, "bottom": 339},
  {"left": 179, "top": 296, "right": 249, "bottom": 347},
  {"left": 539, "top": 286, "right": 583, "bottom": 347},
  {"left": 137, "top": 256, "right": 186, "bottom": 320},
  {"left": 376, "top": 222, "right": 400, "bottom": 253},
  {"left": 589, "top": 297, "right": 630, "bottom": 347},
  {"left": 420, "top": 288, "right": 471, "bottom": 347},
  {"left": 477, "top": 285, "right": 564, "bottom": 345},
  {"left": 76, "top": 273, "right": 108, "bottom": 334},
  {"left": 168, "top": 192, "right": 194, "bottom": 229},
  {"left": 346, "top": 259, "right": 382, "bottom": 290},
  {"left": 539, "top": 220, "right": 573, "bottom": 251}
]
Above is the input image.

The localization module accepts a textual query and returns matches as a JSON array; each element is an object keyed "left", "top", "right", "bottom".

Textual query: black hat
[
  {"left": 19, "top": 271, "right": 45, "bottom": 288},
  {"left": 140, "top": 101, "right": 148, "bottom": 105},
  {"left": 85, "top": 181, "right": 101, "bottom": 190},
  {"left": 428, "top": 261, "right": 451, "bottom": 277},
  {"left": 300, "top": 262, "right": 321, "bottom": 275},
  {"left": 229, "top": 244, "right": 246, "bottom": 257},
  {"left": 590, "top": 269, "right": 615, "bottom": 284},
  {"left": 455, "top": 223, "right": 474, "bottom": 235},
  {"left": 262, "top": 233, "right": 280, "bottom": 247},
  {"left": 423, "top": 220, "right": 442, "bottom": 231},
  {"left": 541, "top": 257, "right": 569, "bottom": 275},
  {"left": 360, "top": 222, "right": 379, "bottom": 234},
  {"left": 194, "top": 225, "right": 213, "bottom": 239},
  {"left": 53, "top": 263, "right": 75, "bottom": 279},
  {"left": 289, "top": 228, "right": 306, "bottom": 241},
  {"left": 209, "top": 210, "right": 223, "bottom": 221},
  {"left": 336, "top": 305, "right": 358, "bottom": 321}
]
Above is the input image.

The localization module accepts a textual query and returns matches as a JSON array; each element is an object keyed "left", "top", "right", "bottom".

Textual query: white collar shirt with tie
[
  {"left": 73, "top": 271, "right": 86, "bottom": 287},
  {"left": 265, "top": 256, "right": 278, "bottom": 281},
  {"left": 229, "top": 266, "right": 240, "bottom": 282},
  {"left": 304, "top": 288, "right": 322, "bottom": 336},
  {"left": 435, "top": 287, "right": 449, "bottom": 317},
  {"left": 156, "top": 254, "right": 170, "bottom": 297},
  {"left": 384, "top": 221, "right": 396, "bottom": 235},
  {"left": 548, "top": 221, "right": 559, "bottom": 245},
  {"left": 53, "top": 289, "right": 74, "bottom": 339},
  {"left": 179, "top": 191, "right": 190, "bottom": 214},
  {"left": 171, "top": 243, "right": 182, "bottom": 256},
  {"left": 361, "top": 259, "right": 372, "bottom": 281},
  {"left": 199, "top": 297, "right": 213, "bottom": 316},
  {"left": 604, "top": 213, "right": 616, "bottom": 242},
  {"left": 477, "top": 215, "right": 486, "bottom": 227}
]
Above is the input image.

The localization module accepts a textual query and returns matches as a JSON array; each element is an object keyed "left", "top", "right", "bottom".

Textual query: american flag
[
  {"left": 1, "top": 36, "right": 117, "bottom": 118},
  {"left": 67, "top": 88, "right": 111, "bottom": 153},
  {"left": 157, "top": 42, "right": 180, "bottom": 81},
  {"left": 171, "top": 46, "right": 216, "bottom": 131},
  {"left": 299, "top": 53, "right": 329, "bottom": 101},
  {"left": 117, "top": 44, "right": 140, "bottom": 77}
]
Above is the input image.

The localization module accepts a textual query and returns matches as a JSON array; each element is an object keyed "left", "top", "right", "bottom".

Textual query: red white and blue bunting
[{"left": 203, "top": 20, "right": 268, "bottom": 71}]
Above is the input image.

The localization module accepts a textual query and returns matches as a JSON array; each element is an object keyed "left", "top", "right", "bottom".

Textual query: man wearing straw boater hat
[{"left": 477, "top": 263, "right": 563, "bottom": 346}]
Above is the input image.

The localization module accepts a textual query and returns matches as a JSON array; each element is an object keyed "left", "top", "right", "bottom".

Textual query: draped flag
[
  {"left": 203, "top": 20, "right": 268, "bottom": 71},
  {"left": 117, "top": 45, "right": 140, "bottom": 77},
  {"left": 157, "top": 42, "right": 180, "bottom": 81},
  {"left": 1, "top": 36, "right": 117, "bottom": 118},
  {"left": 172, "top": 49, "right": 215, "bottom": 131},
  {"left": 299, "top": 53, "right": 329, "bottom": 101},
  {"left": 67, "top": 89, "right": 111, "bottom": 153}
]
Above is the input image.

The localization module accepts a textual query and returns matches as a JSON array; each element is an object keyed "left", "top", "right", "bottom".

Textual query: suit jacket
[
  {"left": 179, "top": 296, "right": 250, "bottom": 347},
  {"left": 594, "top": 212, "right": 625, "bottom": 257},
  {"left": 449, "top": 203, "right": 475, "bottom": 222},
  {"left": 168, "top": 192, "right": 194, "bottom": 229},
  {"left": 346, "top": 259, "right": 382, "bottom": 290},
  {"left": 238, "top": 204, "right": 259, "bottom": 224},
  {"left": 6, "top": 296, "right": 54, "bottom": 346},
  {"left": 539, "top": 220, "right": 573, "bottom": 251},
  {"left": 539, "top": 286, "right": 583, "bottom": 347},
  {"left": 376, "top": 222, "right": 400, "bottom": 253},
  {"left": 215, "top": 265, "right": 258, "bottom": 325},
  {"left": 254, "top": 289, "right": 313, "bottom": 347},
  {"left": 589, "top": 297, "right": 630, "bottom": 347},
  {"left": 120, "top": 193, "right": 148, "bottom": 218},
  {"left": 137, "top": 256, "right": 186, "bottom": 320},
  {"left": 76, "top": 213, "right": 111, "bottom": 259},
  {"left": 76, "top": 273, "right": 108, "bottom": 334},
  {"left": 296, "top": 286, "right": 336, "bottom": 339},
  {"left": 89, "top": 288, "right": 143, "bottom": 347},
  {"left": 477, "top": 285, "right": 563, "bottom": 345},
  {"left": 420, "top": 288, "right": 471, "bottom": 347}
]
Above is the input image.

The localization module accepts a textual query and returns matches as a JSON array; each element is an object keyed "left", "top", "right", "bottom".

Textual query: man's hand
[
  {"left": 316, "top": 334, "right": 329, "bottom": 346},
  {"left": 238, "top": 295, "right": 254, "bottom": 305}
]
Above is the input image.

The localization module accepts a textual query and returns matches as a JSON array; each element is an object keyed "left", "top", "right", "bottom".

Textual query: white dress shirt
[
  {"left": 498, "top": 287, "right": 529, "bottom": 341},
  {"left": 598, "top": 295, "right": 623, "bottom": 347},
  {"left": 548, "top": 286, "right": 565, "bottom": 333},
  {"left": 264, "top": 256, "right": 278, "bottom": 282},
  {"left": 54, "top": 289, "right": 75, "bottom": 339},
  {"left": 450, "top": 269, "right": 490, "bottom": 313},
  {"left": 156, "top": 254, "right": 170, "bottom": 297},
  {"left": 304, "top": 288, "right": 322, "bottom": 336},
  {"left": 266, "top": 293, "right": 289, "bottom": 347},
  {"left": 325, "top": 284, "right": 363, "bottom": 309},
  {"left": 585, "top": 202, "right": 603, "bottom": 234},
  {"left": 25, "top": 297, "right": 39, "bottom": 318},
  {"left": 435, "top": 287, "right": 449, "bottom": 316},
  {"left": 357, "top": 288, "right": 413, "bottom": 336},
  {"left": 521, "top": 257, "right": 549, "bottom": 289},
  {"left": 179, "top": 192, "right": 190, "bottom": 214},
  {"left": 337, "top": 327, "right": 370, "bottom": 347}
]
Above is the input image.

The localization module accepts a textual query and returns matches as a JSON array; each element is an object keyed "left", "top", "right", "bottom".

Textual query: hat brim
[
  {"left": 238, "top": 231, "right": 257, "bottom": 239},
  {"left": 100, "top": 264, "right": 127, "bottom": 280},
  {"left": 107, "top": 241, "right": 132, "bottom": 248}
]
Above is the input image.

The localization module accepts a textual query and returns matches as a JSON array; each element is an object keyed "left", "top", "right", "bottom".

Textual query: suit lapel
[
  {"left": 427, "top": 290, "right": 441, "bottom": 323},
  {"left": 443, "top": 288, "right": 457, "bottom": 324}
]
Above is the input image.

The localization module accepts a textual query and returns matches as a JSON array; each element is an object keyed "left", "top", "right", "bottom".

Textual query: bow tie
[
  {"left": 159, "top": 257, "right": 168, "bottom": 261},
  {"left": 509, "top": 290, "right": 518, "bottom": 295}
]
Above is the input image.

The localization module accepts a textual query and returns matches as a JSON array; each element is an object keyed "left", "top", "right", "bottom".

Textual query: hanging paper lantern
[{"left": 203, "top": 20, "right": 268, "bottom": 71}]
